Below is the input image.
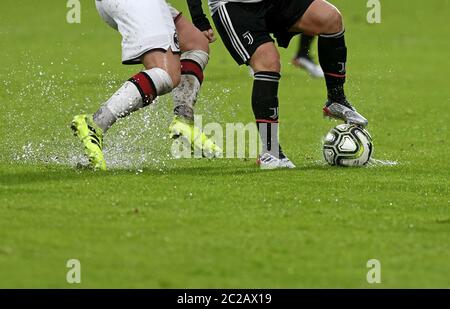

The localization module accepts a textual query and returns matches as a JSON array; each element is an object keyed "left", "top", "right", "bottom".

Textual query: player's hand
[{"left": 202, "top": 29, "right": 216, "bottom": 43}]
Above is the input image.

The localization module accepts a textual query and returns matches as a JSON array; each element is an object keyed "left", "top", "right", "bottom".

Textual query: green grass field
[{"left": 0, "top": 0, "right": 448, "bottom": 288}]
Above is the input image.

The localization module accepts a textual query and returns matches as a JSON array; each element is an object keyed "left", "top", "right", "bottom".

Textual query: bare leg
[{"left": 289, "top": 0, "right": 343, "bottom": 35}]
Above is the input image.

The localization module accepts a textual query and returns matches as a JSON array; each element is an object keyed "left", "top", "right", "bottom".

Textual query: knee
[
  {"left": 252, "top": 58, "right": 281, "bottom": 73},
  {"left": 322, "top": 8, "right": 343, "bottom": 34},
  {"left": 294, "top": 2, "right": 343, "bottom": 36},
  {"left": 259, "top": 60, "right": 280, "bottom": 73},
  {"left": 250, "top": 44, "right": 281, "bottom": 73},
  {"left": 182, "top": 32, "right": 210, "bottom": 54}
]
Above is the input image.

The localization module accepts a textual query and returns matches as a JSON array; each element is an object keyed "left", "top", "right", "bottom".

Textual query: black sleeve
[{"left": 186, "top": 0, "right": 212, "bottom": 31}]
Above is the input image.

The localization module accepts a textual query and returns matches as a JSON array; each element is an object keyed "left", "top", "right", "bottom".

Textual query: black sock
[
  {"left": 252, "top": 71, "right": 281, "bottom": 156},
  {"left": 318, "top": 29, "right": 347, "bottom": 103},
  {"left": 297, "top": 35, "right": 314, "bottom": 59}
]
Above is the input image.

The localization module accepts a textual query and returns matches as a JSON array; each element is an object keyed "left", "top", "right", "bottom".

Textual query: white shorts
[{"left": 95, "top": 0, "right": 181, "bottom": 64}]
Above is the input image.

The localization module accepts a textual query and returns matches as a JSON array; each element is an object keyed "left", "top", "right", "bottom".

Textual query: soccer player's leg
[
  {"left": 212, "top": 3, "right": 295, "bottom": 169},
  {"left": 169, "top": 13, "right": 222, "bottom": 158},
  {"left": 289, "top": 0, "right": 368, "bottom": 127},
  {"left": 292, "top": 35, "right": 324, "bottom": 78},
  {"left": 72, "top": 50, "right": 180, "bottom": 170},
  {"left": 249, "top": 43, "right": 295, "bottom": 169},
  {"left": 72, "top": 0, "right": 180, "bottom": 170}
]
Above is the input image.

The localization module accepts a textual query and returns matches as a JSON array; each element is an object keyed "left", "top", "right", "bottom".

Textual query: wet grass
[{"left": 0, "top": 0, "right": 448, "bottom": 287}]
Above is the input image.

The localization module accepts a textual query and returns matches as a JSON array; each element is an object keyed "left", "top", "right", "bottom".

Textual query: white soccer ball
[{"left": 323, "top": 124, "right": 373, "bottom": 166}]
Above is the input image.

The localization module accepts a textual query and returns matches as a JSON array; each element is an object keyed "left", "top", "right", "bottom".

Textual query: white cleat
[
  {"left": 257, "top": 152, "right": 296, "bottom": 170},
  {"left": 292, "top": 57, "right": 324, "bottom": 78}
]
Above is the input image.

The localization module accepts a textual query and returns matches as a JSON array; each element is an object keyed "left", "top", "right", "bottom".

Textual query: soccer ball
[{"left": 323, "top": 124, "right": 373, "bottom": 166}]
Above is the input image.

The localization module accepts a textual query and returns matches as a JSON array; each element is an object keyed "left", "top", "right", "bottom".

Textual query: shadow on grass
[{"left": 0, "top": 161, "right": 335, "bottom": 186}]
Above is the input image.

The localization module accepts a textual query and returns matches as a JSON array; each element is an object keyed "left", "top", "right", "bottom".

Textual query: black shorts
[{"left": 212, "top": 0, "right": 314, "bottom": 65}]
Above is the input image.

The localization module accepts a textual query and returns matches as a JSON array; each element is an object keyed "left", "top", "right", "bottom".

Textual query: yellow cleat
[
  {"left": 169, "top": 116, "right": 222, "bottom": 158},
  {"left": 71, "top": 114, "right": 106, "bottom": 171}
]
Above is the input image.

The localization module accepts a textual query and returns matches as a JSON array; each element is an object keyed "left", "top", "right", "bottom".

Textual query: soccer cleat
[
  {"left": 169, "top": 116, "right": 222, "bottom": 158},
  {"left": 292, "top": 56, "right": 324, "bottom": 78},
  {"left": 323, "top": 100, "right": 369, "bottom": 127},
  {"left": 257, "top": 151, "right": 296, "bottom": 170},
  {"left": 71, "top": 114, "right": 106, "bottom": 171}
]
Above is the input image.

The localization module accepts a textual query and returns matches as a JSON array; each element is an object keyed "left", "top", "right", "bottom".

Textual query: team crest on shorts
[{"left": 242, "top": 31, "right": 254, "bottom": 45}]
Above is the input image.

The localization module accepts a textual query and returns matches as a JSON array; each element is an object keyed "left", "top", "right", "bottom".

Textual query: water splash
[
  {"left": 367, "top": 158, "right": 399, "bottom": 167},
  {"left": 4, "top": 58, "right": 233, "bottom": 170}
]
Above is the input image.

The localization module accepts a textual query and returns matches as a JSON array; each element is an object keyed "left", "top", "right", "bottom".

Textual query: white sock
[{"left": 93, "top": 68, "right": 173, "bottom": 133}]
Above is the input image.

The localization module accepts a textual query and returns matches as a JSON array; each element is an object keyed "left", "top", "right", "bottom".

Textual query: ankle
[{"left": 327, "top": 86, "right": 346, "bottom": 103}]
